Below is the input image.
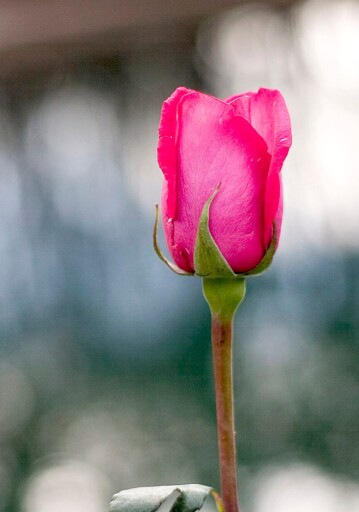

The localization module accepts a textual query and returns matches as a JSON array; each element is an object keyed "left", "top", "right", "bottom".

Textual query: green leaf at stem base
[{"left": 109, "top": 484, "right": 224, "bottom": 512}]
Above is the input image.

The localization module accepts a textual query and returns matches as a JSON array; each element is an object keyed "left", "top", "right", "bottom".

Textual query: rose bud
[{"left": 155, "top": 87, "right": 292, "bottom": 277}]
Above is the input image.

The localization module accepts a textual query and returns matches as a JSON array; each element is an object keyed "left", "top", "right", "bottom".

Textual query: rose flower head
[{"left": 156, "top": 87, "right": 292, "bottom": 278}]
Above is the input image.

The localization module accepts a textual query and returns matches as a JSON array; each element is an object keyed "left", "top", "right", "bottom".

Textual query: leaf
[
  {"left": 193, "top": 187, "right": 235, "bottom": 278},
  {"left": 109, "top": 484, "right": 223, "bottom": 512},
  {"left": 153, "top": 204, "right": 193, "bottom": 276}
]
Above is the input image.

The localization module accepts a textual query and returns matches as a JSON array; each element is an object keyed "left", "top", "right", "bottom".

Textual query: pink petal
[
  {"left": 229, "top": 88, "right": 291, "bottom": 245},
  {"left": 157, "top": 87, "right": 193, "bottom": 219},
  {"left": 225, "top": 92, "right": 254, "bottom": 121},
  {"left": 163, "top": 91, "right": 271, "bottom": 273}
]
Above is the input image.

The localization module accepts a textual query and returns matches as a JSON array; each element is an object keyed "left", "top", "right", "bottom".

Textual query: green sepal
[
  {"left": 153, "top": 204, "right": 193, "bottom": 276},
  {"left": 193, "top": 186, "right": 278, "bottom": 278},
  {"left": 109, "top": 484, "right": 224, "bottom": 512},
  {"left": 193, "top": 187, "right": 235, "bottom": 278},
  {"left": 242, "top": 223, "right": 278, "bottom": 276},
  {"left": 154, "top": 186, "right": 277, "bottom": 279}
]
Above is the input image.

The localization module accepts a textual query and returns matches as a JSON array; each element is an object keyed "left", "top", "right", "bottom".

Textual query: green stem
[{"left": 202, "top": 277, "right": 245, "bottom": 512}]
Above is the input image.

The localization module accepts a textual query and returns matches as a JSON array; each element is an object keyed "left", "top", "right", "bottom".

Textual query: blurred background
[{"left": 0, "top": 0, "right": 359, "bottom": 511}]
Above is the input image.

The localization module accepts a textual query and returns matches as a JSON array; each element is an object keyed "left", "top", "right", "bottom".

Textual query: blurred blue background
[{"left": 0, "top": 1, "right": 359, "bottom": 511}]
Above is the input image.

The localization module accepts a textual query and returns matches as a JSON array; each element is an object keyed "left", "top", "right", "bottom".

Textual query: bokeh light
[
  {"left": 22, "top": 462, "right": 110, "bottom": 512},
  {"left": 253, "top": 464, "right": 359, "bottom": 512}
]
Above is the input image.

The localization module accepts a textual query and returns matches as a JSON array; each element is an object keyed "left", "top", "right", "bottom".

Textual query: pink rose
[{"left": 157, "top": 87, "right": 291, "bottom": 274}]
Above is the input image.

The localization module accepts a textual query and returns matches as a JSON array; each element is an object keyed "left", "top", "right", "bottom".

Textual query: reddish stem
[{"left": 211, "top": 313, "right": 240, "bottom": 512}]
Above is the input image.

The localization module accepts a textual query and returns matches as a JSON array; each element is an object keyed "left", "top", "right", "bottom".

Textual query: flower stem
[
  {"left": 211, "top": 313, "right": 239, "bottom": 512},
  {"left": 202, "top": 277, "right": 245, "bottom": 512}
]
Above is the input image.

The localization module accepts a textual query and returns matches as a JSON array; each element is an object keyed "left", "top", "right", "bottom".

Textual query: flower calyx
[
  {"left": 193, "top": 187, "right": 277, "bottom": 279},
  {"left": 153, "top": 189, "right": 277, "bottom": 278}
]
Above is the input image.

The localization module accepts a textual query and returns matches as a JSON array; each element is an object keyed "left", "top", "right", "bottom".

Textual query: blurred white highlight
[
  {"left": 253, "top": 464, "right": 359, "bottom": 512},
  {"left": 22, "top": 461, "right": 110, "bottom": 512},
  {"left": 25, "top": 87, "right": 125, "bottom": 234},
  {"left": 196, "top": 4, "right": 291, "bottom": 96},
  {"left": 297, "top": 0, "right": 359, "bottom": 95}
]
